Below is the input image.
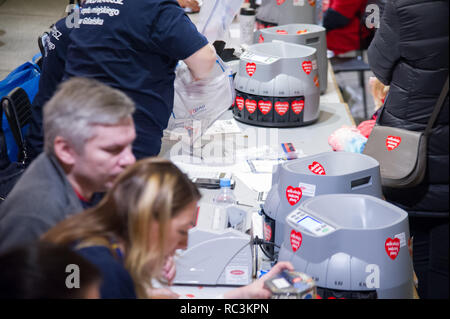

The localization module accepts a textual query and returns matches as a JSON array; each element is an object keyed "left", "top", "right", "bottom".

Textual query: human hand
[
  {"left": 224, "top": 261, "right": 294, "bottom": 299},
  {"left": 146, "top": 287, "right": 180, "bottom": 299},
  {"left": 178, "top": 0, "right": 200, "bottom": 12},
  {"left": 162, "top": 255, "right": 176, "bottom": 285}
]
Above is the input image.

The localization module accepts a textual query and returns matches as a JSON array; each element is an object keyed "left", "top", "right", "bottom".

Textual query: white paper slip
[{"left": 204, "top": 119, "right": 242, "bottom": 136}]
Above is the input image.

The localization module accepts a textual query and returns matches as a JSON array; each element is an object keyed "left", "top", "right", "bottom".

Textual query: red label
[
  {"left": 286, "top": 186, "right": 302, "bottom": 206},
  {"left": 230, "top": 270, "right": 245, "bottom": 275},
  {"left": 302, "top": 61, "right": 313, "bottom": 75},
  {"left": 276, "top": 0, "right": 285, "bottom": 5},
  {"left": 276, "top": 29, "right": 288, "bottom": 35},
  {"left": 264, "top": 222, "right": 272, "bottom": 241},
  {"left": 297, "top": 29, "right": 307, "bottom": 34},
  {"left": 246, "top": 62, "right": 256, "bottom": 77},
  {"left": 245, "top": 99, "right": 257, "bottom": 114},
  {"left": 292, "top": 100, "right": 304, "bottom": 114},
  {"left": 386, "top": 135, "right": 401, "bottom": 151},
  {"left": 258, "top": 100, "right": 272, "bottom": 115},
  {"left": 308, "top": 161, "right": 326, "bottom": 175},
  {"left": 275, "top": 101, "right": 289, "bottom": 116},
  {"left": 235, "top": 96, "right": 244, "bottom": 111},
  {"left": 290, "top": 230, "right": 302, "bottom": 252},
  {"left": 314, "top": 74, "right": 320, "bottom": 87},
  {"left": 308, "top": 0, "right": 316, "bottom": 6},
  {"left": 258, "top": 34, "right": 264, "bottom": 43},
  {"left": 385, "top": 237, "right": 401, "bottom": 260}
]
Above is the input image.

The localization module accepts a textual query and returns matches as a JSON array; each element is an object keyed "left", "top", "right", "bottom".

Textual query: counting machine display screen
[{"left": 297, "top": 216, "right": 322, "bottom": 231}]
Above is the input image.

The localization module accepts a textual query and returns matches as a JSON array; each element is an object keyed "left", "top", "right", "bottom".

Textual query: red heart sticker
[
  {"left": 276, "top": 0, "right": 285, "bottom": 5},
  {"left": 314, "top": 74, "right": 320, "bottom": 87},
  {"left": 286, "top": 186, "right": 302, "bottom": 206},
  {"left": 302, "top": 61, "right": 313, "bottom": 75},
  {"left": 258, "top": 34, "right": 264, "bottom": 43},
  {"left": 290, "top": 230, "right": 302, "bottom": 252},
  {"left": 263, "top": 222, "right": 272, "bottom": 241},
  {"left": 308, "top": 161, "right": 326, "bottom": 175},
  {"left": 245, "top": 99, "right": 257, "bottom": 114},
  {"left": 246, "top": 62, "right": 256, "bottom": 77},
  {"left": 386, "top": 135, "right": 401, "bottom": 151},
  {"left": 385, "top": 237, "right": 400, "bottom": 260},
  {"left": 258, "top": 100, "right": 272, "bottom": 115},
  {"left": 235, "top": 96, "right": 244, "bottom": 111},
  {"left": 292, "top": 100, "right": 304, "bottom": 114},
  {"left": 276, "top": 29, "right": 288, "bottom": 35},
  {"left": 275, "top": 101, "right": 289, "bottom": 116}
]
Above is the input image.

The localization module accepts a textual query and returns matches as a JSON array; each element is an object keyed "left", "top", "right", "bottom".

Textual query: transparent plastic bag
[
  {"left": 167, "top": 56, "right": 235, "bottom": 143},
  {"left": 197, "top": 0, "right": 244, "bottom": 42}
]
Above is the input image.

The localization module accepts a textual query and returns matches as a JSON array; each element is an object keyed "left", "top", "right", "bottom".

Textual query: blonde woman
[{"left": 42, "top": 158, "right": 293, "bottom": 299}]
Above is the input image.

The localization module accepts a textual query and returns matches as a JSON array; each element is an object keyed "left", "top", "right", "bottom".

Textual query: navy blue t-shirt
[
  {"left": 76, "top": 245, "right": 137, "bottom": 299},
  {"left": 26, "top": 18, "right": 72, "bottom": 160},
  {"left": 64, "top": 0, "right": 209, "bottom": 159}
]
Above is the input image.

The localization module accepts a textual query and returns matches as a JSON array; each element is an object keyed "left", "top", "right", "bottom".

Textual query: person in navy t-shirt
[
  {"left": 64, "top": 0, "right": 216, "bottom": 159},
  {"left": 26, "top": 18, "right": 73, "bottom": 161}
]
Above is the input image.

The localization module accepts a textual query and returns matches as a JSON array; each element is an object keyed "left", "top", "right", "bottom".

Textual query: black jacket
[{"left": 368, "top": 0, "right": 449, "bottom": 217}]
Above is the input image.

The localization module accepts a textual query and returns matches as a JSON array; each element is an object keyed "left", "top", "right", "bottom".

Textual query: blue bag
[{"left": 0, "top": 53, "right": 41, "bottom": 162}]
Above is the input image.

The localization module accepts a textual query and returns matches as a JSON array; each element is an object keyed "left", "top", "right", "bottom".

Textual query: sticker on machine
[
  {"left": 275, "top": 101, "right": 289, "bottom": 116},
  {"left": 302, "top": 61, "right": 313, "bottom": 75},
  {"left": 286, "top": 186, "right": 302, "bottom": 205},
  {"left": 258, "top": 34, "right": 265, "bottom": 43},
  {"left": 308, "top": 161, "right": 326, "bottom": 175},
  {"left": 313, "top": 74, "right": 320, "bottom": 88},
  {"left": 235, "top": 96, "right": 244, "bottom": 111},
  {"left": 258, "top": 100, "right": 272, "bottom": 115},
  {"left": 394, "top": 232, "right": 407, "bottom": 247},
  {"left": 308, "top": 0, "right": 316, "bottom": 7},
  {"left": 246, "top": 62, "right": 256, "bottom": 77},
  {"left": 385, "top": 237, "right": 401, "bottom": 260},
  {"left": 290, "top": 230, "right": 303, "bottom": 252},
  {"left": 225, "top": 265, "right": 249, "bottom": 285},
  {"left": 298, "top": 182, "right": 316, "bottom": 197},
  {"left": 277, "top": 0, "right": 286, "bottom": 5},
  {"left": 312, "top": 59, "right": 318, "bottom": 70},
  {"left": 293, "top": 0, "right": 305, "bottom": 6},
  {"left": 386, "top": 135, "right": 401, "bottom": 151},
  {"left": 291, "top": 100, "right": 304, "bottom": 114},
  {"left": 245, "top": 99, "right": 257, "bottom": 114}
]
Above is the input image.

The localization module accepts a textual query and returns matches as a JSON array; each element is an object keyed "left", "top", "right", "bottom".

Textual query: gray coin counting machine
[
  {"left": 277, "top": 194, "right": 415, "bottom": 299},
  {"left": 262, "top": 152, "right": 383, "bottom": 256},
  {"left": 233, "top": 41, "right": 320, "bottom": 127},
  {"left": 256, "top": 0, "right": 317, "bottom": 29},
  {"left": 254, "top": 23, "right": 328, "bottom": 94}
]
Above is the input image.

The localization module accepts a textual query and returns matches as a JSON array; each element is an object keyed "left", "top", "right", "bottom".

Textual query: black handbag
[{"left": 363, "top": 77, "right": 448, "bottom": 188}]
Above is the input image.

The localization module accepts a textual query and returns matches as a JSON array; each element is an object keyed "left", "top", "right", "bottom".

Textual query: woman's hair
[
  {"left": 0, "top": 242, "right": 101, "bottom": 299},
  {"left": 369, "top": 76, "right": 389, "bottom": 111},
  {"left": 42, "top": 158, "right": 201, "bottom": 298}
]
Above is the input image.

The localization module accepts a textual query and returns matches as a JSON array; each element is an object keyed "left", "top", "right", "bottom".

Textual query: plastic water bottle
[{"left": 213, "top": 178, "right": 245, "bottom": 231}]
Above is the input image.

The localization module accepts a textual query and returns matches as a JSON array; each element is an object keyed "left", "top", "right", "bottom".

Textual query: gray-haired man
[{"left": 0, "top": 77, "right": 136, "bottom": 254}]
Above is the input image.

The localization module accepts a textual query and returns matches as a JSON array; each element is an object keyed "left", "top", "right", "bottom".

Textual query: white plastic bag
[
  {"left": 167, "top": 56, "right": 235, "bottom": 143},
  {"left": 197, "top": 0, "right": 244, "bottom": 42}
]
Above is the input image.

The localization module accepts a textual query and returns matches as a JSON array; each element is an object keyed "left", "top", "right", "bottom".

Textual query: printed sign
[
  {"left": 258, "top": 100, "right": 272, "bottom": 115},
  {"left": 386, "top": 135, "right": 401, "bottom": 151},
  {"left": 275, "top": 101, "right": 289, "bottom": 116},
  {"left": 246, "top": 62, "right": 256, "bottom": 77},
  {"left": 308, "top": 161, "right": 326, "bottom": 175},
  {"left": 385, "top": 237, "right": 401, "bottom": 260},
  {"left": 290, "top": 230, "right": 303, "bottom": 252},
  {"left": 225, "top": 265, "right": 249, "bottom": 285},
  {"left": 302, "top": 61, "right": 313, "bottom": 75},
  {"left": 286, "top": 186, "right": 302, "bottom": 205}
]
